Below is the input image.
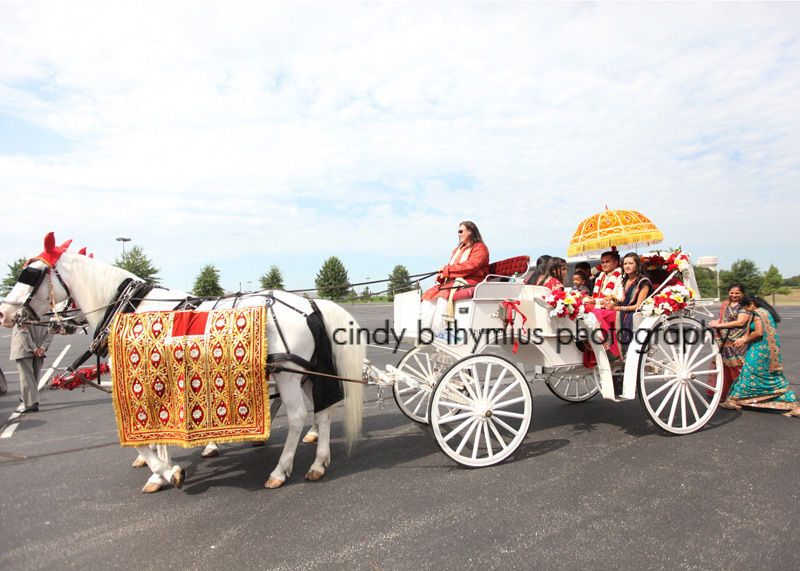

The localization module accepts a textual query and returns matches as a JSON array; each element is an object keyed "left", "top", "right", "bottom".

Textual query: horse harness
[{"left": 53, "top": 283, "right": 348, "bottom": 409}]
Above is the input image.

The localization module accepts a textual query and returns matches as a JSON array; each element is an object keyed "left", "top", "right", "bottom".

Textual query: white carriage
[{"left": 368, "top": 252, "right": 723, "bottom": 468}]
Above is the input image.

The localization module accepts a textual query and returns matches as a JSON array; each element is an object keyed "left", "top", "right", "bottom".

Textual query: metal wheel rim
[
  {"left": 430, "top": 355, "right": 532, "bottom": 467},
  {"left": 392, "top": 346, "right": 456, "bottom": 424},
  {"left": 638, "top": 316, "right": 723, "bottom": 434}
]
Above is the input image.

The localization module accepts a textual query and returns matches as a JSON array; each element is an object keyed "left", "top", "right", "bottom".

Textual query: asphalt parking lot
[{"left": 1, "top": 303, "right": 799, "bottom": 570}]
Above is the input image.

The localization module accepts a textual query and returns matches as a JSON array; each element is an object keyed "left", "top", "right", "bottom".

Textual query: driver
[{"left": 421, "top": 221, "right": 489, "bottom": 331}]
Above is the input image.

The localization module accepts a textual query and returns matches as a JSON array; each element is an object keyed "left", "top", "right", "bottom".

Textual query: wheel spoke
[
  {"left": 667, "top": 383, "right": 680, "bottom": 426},
  {"left": 645, "top": 355, "right": 678, "bottom": 375},
  {"left": 645, "top": 376, "right": 678, "bottom": 399},
  {"left": 459, "top": 368, "right": 481, "bottom": 403},
  {"left": 493, "top": 410, "right": 527, "bottom": 420},
  {"left": 488, "top": 419, "right": 509, "bottom": 449},
  {"left": 442, "top": 415, "right": 475, "bottom": 442},
  {"left": 653, "top": 382, "right": 680, "bottom": 416},
  {"left": 493, "top": 396, "right": 528, "bottom": 409},
  {"left": 483, "top": 423, "right": 494, "bottom": 457},
  {"left": 454, "top": 419, "right": 479, "bottom": 455},
  {"left": 490, "top": 379, "right": 521, "bottom": 406},
  {"left": 491, "top": 415, "right": 522, "bottom": 436},
  {"left": 687, "top": 379, "right": 714, "bottom": 409}
]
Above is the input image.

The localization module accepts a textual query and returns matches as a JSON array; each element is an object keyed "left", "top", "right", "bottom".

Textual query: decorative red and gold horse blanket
[{"left": 109, "top": 306, "right": 269, "bottom": 448}]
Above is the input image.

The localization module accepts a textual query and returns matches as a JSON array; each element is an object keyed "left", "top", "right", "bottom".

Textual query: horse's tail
[{"left": 316, "top": 300, "right": 365, "bottom": 452}]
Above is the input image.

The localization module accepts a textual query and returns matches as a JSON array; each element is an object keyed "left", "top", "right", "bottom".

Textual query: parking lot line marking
[
  {"left": 37, "top": 345, "right": 70, "bottom": 391},
  {"left": 1, "top": 345, "right": 71, "bottom": 439}
]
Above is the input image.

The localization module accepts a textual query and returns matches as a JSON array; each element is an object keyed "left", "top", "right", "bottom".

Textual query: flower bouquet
[
  {"left": 640, "top": 282, "right": 696, "bottom": 317},
  {"left": 543, "top": 289, "right": 586, "bottom": 321}
]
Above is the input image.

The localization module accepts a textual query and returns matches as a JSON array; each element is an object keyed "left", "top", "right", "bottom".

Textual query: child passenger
[{"left": 572, "top": 270, "right": 591, "bottom": 296}]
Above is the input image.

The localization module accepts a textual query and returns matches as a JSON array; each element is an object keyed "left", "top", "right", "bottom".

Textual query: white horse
[{"left": 0, "top": 233, "right": 364, "bottom": 493}]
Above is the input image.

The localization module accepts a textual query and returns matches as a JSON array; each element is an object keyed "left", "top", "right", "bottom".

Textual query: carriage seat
[{"left": 451, "top": 255, "right": 531, "bottom": 301}]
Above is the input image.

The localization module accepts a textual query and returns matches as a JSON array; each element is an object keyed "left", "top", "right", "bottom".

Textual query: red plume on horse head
[{"left": 30, "top": 232, "right": 73, "bottom": 268}]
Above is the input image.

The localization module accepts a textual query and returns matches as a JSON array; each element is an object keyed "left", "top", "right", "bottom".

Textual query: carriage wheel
[
  {"left": 545, "top": 370, "right": 600, "bottom": 402},
  {"left": 429, "top": 355, "right": 532, "bottom": 467},
  {"left": 637, "top": 316, "right": 723, "bottom": 434},
  {"left": 392, "top": 346, "right": 456, "bottom": 424}
]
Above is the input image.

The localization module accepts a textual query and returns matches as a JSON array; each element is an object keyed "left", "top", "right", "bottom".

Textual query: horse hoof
[
  {"left": 201, "top": 447, "right": 219, "bottom": 458},
  {"left": 302, "top": 433, "right": 318, "bottom": 443},
  {"left": 142, "top": 482, "right": 163, "bottom": 494},
  {"left": 305, "top": 469, "right": 324, "bottom": 481},
  {"left": 132, "top": 456, "right": 147, "bottom": 468},
  {"left": 265, "top": 477, "right": 284, "bottom": 489},
  {"left": 251, "top": 440, "right": 265, "bottom": 447},
  {"left": 169, "top": 467, "right": 185, "bottom": 489}
]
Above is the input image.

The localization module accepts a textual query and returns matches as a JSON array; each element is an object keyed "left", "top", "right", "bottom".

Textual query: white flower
[
  {"left": 191, "top": 378, "right": 201, "bottom": 389},
  {"left": 133, "top": 382, "right": 142, "bottom": 393},
  {"left": 152, "top": 322, "right": 163, "bottom": 332},
  {"left": 238, "top": 405, "right": 248, "bottom": 415},
  {"left": 137, "top": 412, "right": 147, "bottom": 421},
  {"left": 190, "top": 348, "right": 200, "bottom": 359},
  {"left": 154, "top": 382, "right": 164, "bottom": 392},
  {"left": 150, "top": 352, "right": 161, "bottom": 363},
  {"left": 235, "top": 347, "right": 245, "bottom": 358},
  {"left": 213, "top": 347, "right": 223, "bottom": 358},
  {"left": 192, "top": 409, "right": 202, "bottom": 420},
  {"left": 217, "top": 406, "right": 227, "bottom": 416},
  {"left": 237, "top": 317, "right": 246, "bottom": 327},
  {"left": 159, "top": 410, "right": 168, "bottom": 420},
  {"left": 130, "top": 353, "right": 140, "bottom": 364}
]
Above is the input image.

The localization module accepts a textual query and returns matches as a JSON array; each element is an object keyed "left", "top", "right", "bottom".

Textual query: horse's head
[{"left": 0, "top": 232, "right": 74, "bottom": 328}]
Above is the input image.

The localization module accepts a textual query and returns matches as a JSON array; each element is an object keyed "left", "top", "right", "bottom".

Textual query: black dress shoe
[{"left": 22, "top": 403, "right": 39, "bottom": 413}]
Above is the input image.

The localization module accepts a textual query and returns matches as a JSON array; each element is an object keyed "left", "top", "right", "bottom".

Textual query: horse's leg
[
  {"left": 265, "top": 372, "right": 306, "bottom": 489},
  {"left": 301, "top": 381, "right": 319, "bottom": 443},
  {"left": 305, "top": 406, "right": 332, "bottom": 481},
  {"left": 254, "top": 397, "right": 282, "bottom": 447},
  {"left": 201, "top": 443, "right": 220, "bottom": 457},
  {"left": 132, "top": 443, "right": 155, "bottom": 468},
  {"left": 137, "top": 445, "right": 184, "bottom": 493}
]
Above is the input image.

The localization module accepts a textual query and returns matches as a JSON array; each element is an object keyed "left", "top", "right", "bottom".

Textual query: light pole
[{"left": 116, "top": 237, "right": 131, "bottom": 256}]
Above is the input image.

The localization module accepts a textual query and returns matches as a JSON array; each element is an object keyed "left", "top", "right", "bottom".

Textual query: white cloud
[{"left": 1, "top": 2, "right": 799, "bottom": 291}]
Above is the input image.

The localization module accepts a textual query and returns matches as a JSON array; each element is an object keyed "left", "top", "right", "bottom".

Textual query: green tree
[
  {"left": 114, "top": 245, "right": 161, "bottom": 284},
  {"left": 193, "top": 264, "right": 224, "bottom": 297},
  {"left": 315, "top": 256, "right": 349, "bottom": 301},
  {"left": 361, "top": 286, "right": 373, "bottom": 302},
  {"left": 692, "top": 265, "right": 718, "bottom": 299},
  {"left": 783, "top": 274, "right": 800, "bottom": 287},
  {"left": 259, "top": 265, "right": 285, "bottom": 290},
  {"left": 387, "top": 265, "right": 413, "bottom": 301},
  {"left": 761, "top": 264, "right": 791, "bottom": 305},
  {"left": 718, "top": 258, "right": 762, "bottom": 297},
  {"left": 1, "top": 256, "right": 28, "bottom": 297}
]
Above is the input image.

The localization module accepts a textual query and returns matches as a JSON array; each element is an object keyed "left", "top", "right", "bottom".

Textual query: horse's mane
[{"left": 61, "top": 252, "right": 139, "bottom": 328}]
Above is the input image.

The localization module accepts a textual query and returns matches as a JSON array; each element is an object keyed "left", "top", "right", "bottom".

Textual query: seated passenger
[
  {"left": 583, "top": 250, "right": 622, "bottom": 307},
  {"left": 571, "top": 269, "right": 591, "bottom": 296},
  {"left": 421, "top": 221, "right": 490, "bottom": 330},
  {"left": 542, "top": 257, "right": 567, "bottom": 292},
  {"left": 593, "top": 252, "right": 652, "bottom": 358},
  {"left": 528, "top": 255, "right": 551, "bottom": 286}
]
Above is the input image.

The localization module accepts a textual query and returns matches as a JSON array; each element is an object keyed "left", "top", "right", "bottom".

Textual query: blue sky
[{"left": 1, "top": 2, "right": 799, "bottom": 295}]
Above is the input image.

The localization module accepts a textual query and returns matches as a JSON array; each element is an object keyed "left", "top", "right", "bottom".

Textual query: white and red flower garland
[
  {"left": 640, "top": 283, "right": 696, "bottom": 317},
  {"left": 641, "top": 249, "right": 691, "bottom": 274},
  {"left": 543, "top": 289, "right": 586, "bottom": 321}
]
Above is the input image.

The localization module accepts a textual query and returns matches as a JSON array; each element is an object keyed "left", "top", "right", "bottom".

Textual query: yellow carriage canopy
[{"left": 567, "top": 208, "right": 663, "bottom": 257}]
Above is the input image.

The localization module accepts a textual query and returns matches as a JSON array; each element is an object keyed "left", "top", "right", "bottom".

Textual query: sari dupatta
[{"left": 754, "top": 308, "right": 783, "bottom": 373}]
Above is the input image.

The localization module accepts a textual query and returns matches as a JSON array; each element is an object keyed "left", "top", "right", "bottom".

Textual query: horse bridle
[{"left": 13, "top": 263, "right": 76, "bottom": 327}]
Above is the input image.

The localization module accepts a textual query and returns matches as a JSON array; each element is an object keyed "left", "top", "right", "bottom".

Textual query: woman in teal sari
[{"left": 721, "top": 295, "right": 800, "bottom": 417}]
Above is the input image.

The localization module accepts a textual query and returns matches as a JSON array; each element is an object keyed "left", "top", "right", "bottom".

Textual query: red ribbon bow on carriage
[{"left": 501, "top": 300, "right": 527, "bottom": 353}]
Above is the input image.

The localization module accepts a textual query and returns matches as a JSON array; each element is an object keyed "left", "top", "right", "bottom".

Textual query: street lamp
[{"left": 116, "top": 237, "right": 131, "bottom": 256}]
